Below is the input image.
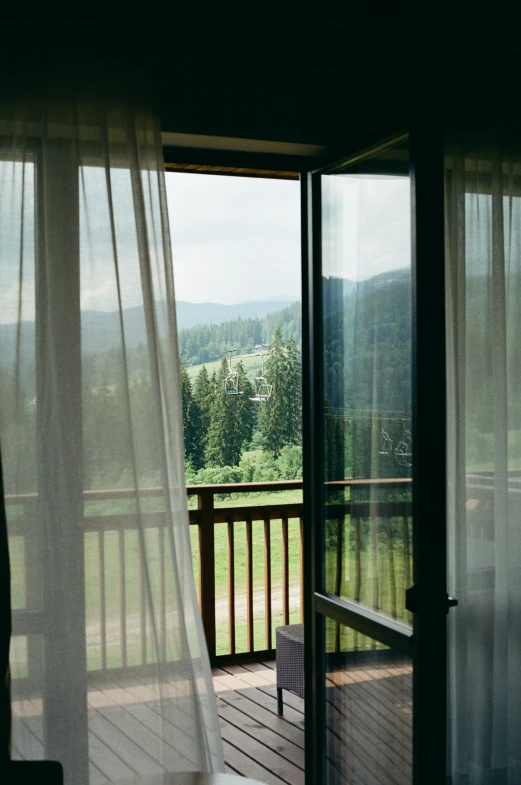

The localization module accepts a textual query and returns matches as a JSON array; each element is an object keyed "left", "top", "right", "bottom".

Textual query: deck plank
[
  {"left": 213, "top": 673, "right": 254, "bottom": 691},
  {"left": 94, "top": 677, "right": 201, "bottom": 770},
  {"left": 327, "top": 671, "right": 412, "bottom": 745},
  {"left": 236, "top": 686, "right": 305, "bottom": 730},
  {"left": 11, "top": 718, "right": 44, "bottom": 760},
  {"left": 221, "top": 739, "right": 287, "bottom": 785},
  {"left": 219, "top": 717, "right": 304, "bottom": 785},
  {"left": 218, "top": 690, "right": 304, "bottom": 748},
  {"left": 87, "top": 727, "right": 136, "bottom": 781},
  {"left": 217, "top": 702, "right": 304, "bottom": 769},
  {"left": 257, "top": 683, "right": 305, "bottom": 714},
  {"left": 326, "top": 696, "right": 411, "bottom": 784},
  {"left": 219, "top": 664, "right": 274, "bottom": 687},
  {"left": 89, "top": 761, "right": 109, "bottom": 785},
  {"left": 89, "top": 711, "right": 160, "bottom": 775},
  {"left": 241, "top": 662, "right": 278, "bottom": 683}
]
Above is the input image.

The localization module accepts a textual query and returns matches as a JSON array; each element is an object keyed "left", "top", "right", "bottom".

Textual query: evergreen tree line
[
  {"left": 181, "top": 327, "right": 302, "bottom": 471},
  {"left": 323, "top": 269, "right": 414, "bottom": 483},
  {"left": 75, "top": 301, "right": 302, "bottom": 389},
  {"left": 178, "top": 302, "right": 301, "bottom": 367},
  {"left": 2, "top": 268, "right": 450, "bottom": 496}
]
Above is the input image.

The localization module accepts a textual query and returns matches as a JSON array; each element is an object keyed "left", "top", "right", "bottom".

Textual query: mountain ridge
[{"left": 0, "top": 297, "right": 302, "bottom": 363}]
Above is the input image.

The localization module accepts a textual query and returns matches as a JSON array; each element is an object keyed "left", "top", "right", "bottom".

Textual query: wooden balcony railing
[
  {"left": 187, "top": 480, "right": 304, "bottom": 663},
  {"left": 6, "top": 478, "right": 416, "bottom": 684}
]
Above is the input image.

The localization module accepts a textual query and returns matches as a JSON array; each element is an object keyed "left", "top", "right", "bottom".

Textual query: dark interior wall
[{"left": 3, "top": 14, "right": 521, "bottom": 149}]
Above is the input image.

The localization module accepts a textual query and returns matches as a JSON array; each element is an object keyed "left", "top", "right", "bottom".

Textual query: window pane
[
  {"left": 324, "top": 618, "right": 412, "bottom": 785},
  {"left": 321, "top": 141, "right": 413, "bottom": 624}
]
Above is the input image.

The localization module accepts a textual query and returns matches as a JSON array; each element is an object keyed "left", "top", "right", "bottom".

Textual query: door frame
[{"left": 301, "top": 120, "right": 449, "bottom": 785}]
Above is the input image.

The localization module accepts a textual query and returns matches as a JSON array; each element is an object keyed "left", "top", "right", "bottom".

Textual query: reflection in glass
[
  {"left": 325, "top": 618, "right": 412, "bottom": 785},
  {"left": 321, "top": 142, "right": 413, "bottom": 625}
]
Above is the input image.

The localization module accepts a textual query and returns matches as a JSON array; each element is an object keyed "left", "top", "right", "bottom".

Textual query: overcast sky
[
  {"left": 0, "top": 165, "right": 411, "bottom": 325},
  {"left": 166, "top": 172, "right": 301, "bottom": 304},
  {"left": 322, "top": 173, "right": 411, "bottom": 281}
]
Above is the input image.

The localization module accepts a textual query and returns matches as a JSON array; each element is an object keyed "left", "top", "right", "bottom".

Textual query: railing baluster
[
  {"left": 403, "top": 514, "right": 411, "bottom": 588},
  {"left": 24, "top": 498, "right": 43, "bottom": 691},
  {"left": 371, "top": 511, "right": 379, "bottom": 611},
  {"left": 139, "top": 533, "right": 146, "bottom": 665},
  {"left": 246, "top": 516, "right": 254, "bottom": 652},
  {"left": 335, "top": 516, "right": 343, "bottom": 653},
  {"left": 198, "top": 489, "right": 216, "bottom": 659},
  {"left": 282, "top": 515, "right": 289, "bottom": 626},
  {"left": 159, "top": 525, "right": 166, "bottom": 661},
  {"left": 227, "top": 518, "right": 236, "bottom": 655},
  {"left": 354, "top": 516, "right": 361, "bottom": 602},
  {"left": 119, "top": 528, "right": 127, "bottom": 668},
  {"left": 386, "top": 517, "right": 397, "bottom": 619},
  {"left": 99, "top": 530, "right": 106, "bottom": 671},
  {"left": 264, "top": 517, "right": 272, "bottom": 649},
  {"left": 299, "top": 517, "right": 304, "bottom": 624},
  {"left": 353, "top": 515, "right": 361, "bottom": 651}
]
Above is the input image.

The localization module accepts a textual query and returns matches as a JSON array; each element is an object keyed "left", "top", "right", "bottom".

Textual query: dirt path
[{"left": 84, "top": 583, "right": 302, "bottom": 653}]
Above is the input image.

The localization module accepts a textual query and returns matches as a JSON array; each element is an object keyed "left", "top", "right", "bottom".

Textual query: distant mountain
[
  {"left": 356, "top": 268, "right": 410, "bottom": 291},
  {"left": 241, "top": 294, "right": 300, "bottom": 304},
  {"left": 0, "top": 298, "right": 300, "bottom": 367},
  {"left": 175, "top": 299, "right": 297, "bottom": 330}
]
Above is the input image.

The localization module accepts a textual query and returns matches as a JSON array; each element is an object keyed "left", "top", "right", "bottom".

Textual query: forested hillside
[
  {"left": 0, "top": 269, "right": 425, "bottom": 494},
  {"left": 323, "top": 267, "right": 413, "bottom": 480},
  {"left": 178, "top": 301, "right": 301, "bottom": 366},
  {"left": 79, "top": 300, "right": 302, "bottom": 388},
  {"left": 0, "top": 297, "right": 298, "bottom": 388}
]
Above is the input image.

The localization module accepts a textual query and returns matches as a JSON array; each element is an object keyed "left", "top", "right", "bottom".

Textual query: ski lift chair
[
  {"left": 223, "top": 350, "right": 244, "bottom": 395},
  {"left": 395, "top": 428, "right": 413, "bottom": 467},
  {"left": 249, "top": 375, "right": 272, "bottom": 402},
  {"left": 378, "top": 429, "right": 393, "bottom": 456},
  {"left": 224, "top": 370, "right": 243, "bottom": 395},
  {"left": 248, "top": 349, "right": 272, "bottom": 402}
]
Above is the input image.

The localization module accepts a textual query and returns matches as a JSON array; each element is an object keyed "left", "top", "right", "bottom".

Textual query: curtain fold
[
  {"left": 446, "top": 145, "right": 521, "bottom": 784},
  {"left": 0, "top": 93, "right": 223, "bottom": 784},
  {"left": 0, "top": 447, "right": 11, "bottom": 763}
]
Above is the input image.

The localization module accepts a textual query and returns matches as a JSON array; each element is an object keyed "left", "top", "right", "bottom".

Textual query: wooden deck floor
[
  {"left": 10, "top": 660, "right": 303, "bottom": 785},
  {"left": 11, "top": 658, "right": 412, "bottom": 784},
  {"left": 213, "top": 661, "right": 305, "bottom": 785}
]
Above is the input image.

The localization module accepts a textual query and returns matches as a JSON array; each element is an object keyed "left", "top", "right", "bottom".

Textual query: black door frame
[{"left": 301, "top": 121, "right": 449, "bottom": 785}]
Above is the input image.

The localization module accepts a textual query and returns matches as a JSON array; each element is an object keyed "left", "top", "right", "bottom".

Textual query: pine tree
[
  {"left": 259, "top": 327, "right": 288, "bottom": 457},
  {"left": 284, "top": 336, "right": 302, "bottom": 445},
  {"left": 206, "top": 358, "right": 233, "bottom": 467},
  {"left": 235, "top": 360, "right": 254, "bottom": 450},
  {"left": 180, "top": 364, "right": 204, "bottom": 469},
  {"left": 193, "top": 365, "right": 213, "bottom": 453},
  {"left": 258, "top": 329, "right": 302, "bottom": 457},
  {"left": 205, "top": 356, "right": 252, "bottom": 467}
]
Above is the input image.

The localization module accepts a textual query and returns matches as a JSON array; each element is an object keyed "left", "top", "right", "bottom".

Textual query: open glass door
[{"left": 302, "top": 130, "right": 450, "bottom": 784}]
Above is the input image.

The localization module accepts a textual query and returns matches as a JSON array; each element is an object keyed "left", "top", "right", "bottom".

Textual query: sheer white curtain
[
  {"left": 446, "top": 146, "right": 521, "bottom": 783},
  {"left": 0, "top": 94, "right": 223, "bottom": 783}
]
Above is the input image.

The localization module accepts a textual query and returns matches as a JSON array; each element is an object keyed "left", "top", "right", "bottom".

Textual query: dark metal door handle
[{"left": 405, "top": 585, "right": 458, "bottom": 614}]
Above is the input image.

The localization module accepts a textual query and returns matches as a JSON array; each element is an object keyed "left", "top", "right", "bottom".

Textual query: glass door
[{"left": 302, "top": 130, "right": 451, "bottom": 784}]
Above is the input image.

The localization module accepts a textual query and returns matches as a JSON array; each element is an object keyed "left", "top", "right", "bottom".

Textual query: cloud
[
  {"left": 166, "top": 173, "right": 301, "bottom": 303},
  {"left": 0, "top": 168, "right": 303, "bottom": 325}
]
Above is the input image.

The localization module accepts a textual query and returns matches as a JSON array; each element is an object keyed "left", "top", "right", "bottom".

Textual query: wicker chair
[{"left": 275, "top": 623, "right": 304, "bottom": 715}]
